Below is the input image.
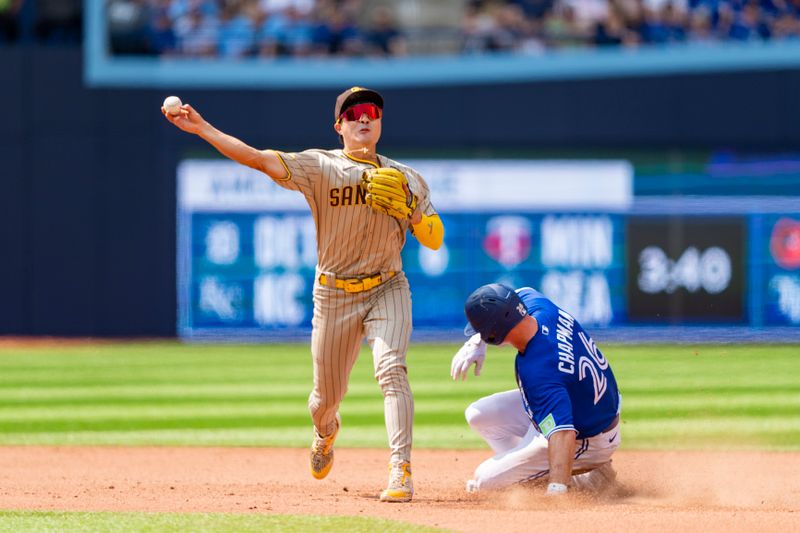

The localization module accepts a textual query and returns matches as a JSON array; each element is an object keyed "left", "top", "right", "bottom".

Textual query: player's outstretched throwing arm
[{"left": 161, "top": 102, "right": 288, "bottom": 181}]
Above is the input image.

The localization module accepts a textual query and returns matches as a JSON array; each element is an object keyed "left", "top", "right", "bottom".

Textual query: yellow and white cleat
[
  {"left": 379, "top": 461, "right": 413, "bottom": 502},
  {"left": 310, "top": 414, "right": 340, "bottom": 480}
]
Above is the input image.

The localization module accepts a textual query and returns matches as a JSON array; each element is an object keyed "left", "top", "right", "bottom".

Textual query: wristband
[{"left": 546, "top": 482, "right": 568, "bottom": 495}]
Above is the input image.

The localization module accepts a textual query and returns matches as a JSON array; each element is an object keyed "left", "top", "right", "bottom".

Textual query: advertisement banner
[
  {"left": 626, "top": 217, "right": 746, "bottom": 323},
  {"left": 183, "top": 213, "right": 318, "bottom": 332},
  {"left": 403, "top": 213, "right": 625, "bottom": 329},
  {"left": 177, "top": 159, "right": 631, "bottom": 338},
  {"left": 762, "top": 216, "right": 800, "bottom": 325}
]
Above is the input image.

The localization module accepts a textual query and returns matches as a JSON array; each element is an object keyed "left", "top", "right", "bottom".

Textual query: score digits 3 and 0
[{"left": 637, "top": 245, "right": 732, "bottom": 295}]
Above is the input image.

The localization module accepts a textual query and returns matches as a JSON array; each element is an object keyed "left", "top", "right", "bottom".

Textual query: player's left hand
[
  {"left": 361, "top": 167, "right": 417, "bottom": 220},
  {"left": 450, "top": 333, "right": 486, "bottom": 381}
]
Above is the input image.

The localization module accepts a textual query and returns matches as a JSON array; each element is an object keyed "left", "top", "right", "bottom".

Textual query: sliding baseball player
[{"left": 454, "top": 283, "right": 621, "bottom": 495}]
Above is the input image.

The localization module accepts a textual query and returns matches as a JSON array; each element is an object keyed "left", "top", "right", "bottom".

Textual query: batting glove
[
  {"left": 545, "top": 482, "right": 569, "bottom": 496},
  {"left": 450, "top": 333, "right": 487, "bottom": 381}
]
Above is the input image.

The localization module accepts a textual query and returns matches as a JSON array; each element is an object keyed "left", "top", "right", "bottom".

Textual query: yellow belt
[{"left": 319, "top": 272, "right": 396, "bottom": 293}]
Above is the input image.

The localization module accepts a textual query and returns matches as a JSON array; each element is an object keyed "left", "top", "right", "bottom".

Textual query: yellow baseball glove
[{"left": 361, "top": 167, "right": 417, "bottom": 220}]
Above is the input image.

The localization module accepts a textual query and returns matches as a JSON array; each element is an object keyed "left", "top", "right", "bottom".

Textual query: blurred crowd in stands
[
  {"left": 1, "top": 0, "right": 800, "bottom": 54},
  {"left": 464, "top": 0, "right": 800, "bottom": 53},
  {"left": 106, "top": 0, "right": 405, "bottom": 57}
]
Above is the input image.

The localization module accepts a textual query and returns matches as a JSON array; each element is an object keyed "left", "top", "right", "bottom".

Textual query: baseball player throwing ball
[
  {"left": 162, "top": 87, "right": 444, "bottom": 502},
  {"left": 454, "top": 283, "right": 621, "bottom": 495}
]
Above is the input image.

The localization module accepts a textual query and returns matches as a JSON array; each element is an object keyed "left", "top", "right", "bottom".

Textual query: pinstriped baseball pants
[{"left": 308, "top": 272, "right": 414, "bottom": 465}]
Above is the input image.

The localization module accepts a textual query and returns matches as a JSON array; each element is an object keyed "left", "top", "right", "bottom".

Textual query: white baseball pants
[{"left": 465, "top": 389, "right": 621, "bottom": 491}]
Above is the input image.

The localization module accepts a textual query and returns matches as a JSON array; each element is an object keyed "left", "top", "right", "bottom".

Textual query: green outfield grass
[
  {"left": 0, "top": 342, "right": 797, "bottom": 450},
  {"left": 0, "top": 510, "right": 446, "bottom": 533}
]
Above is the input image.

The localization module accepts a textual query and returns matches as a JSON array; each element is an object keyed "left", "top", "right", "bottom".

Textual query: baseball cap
[
  {"left": 334, "top": 86, "right": 384, "bottom": 121},
  {"left": 464, "top": 283, "right": 527, "bottom": 345}
]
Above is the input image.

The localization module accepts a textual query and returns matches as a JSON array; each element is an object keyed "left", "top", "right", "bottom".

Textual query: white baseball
[{"left": 163, "top": 95, "right": 183, "bottom": 116}]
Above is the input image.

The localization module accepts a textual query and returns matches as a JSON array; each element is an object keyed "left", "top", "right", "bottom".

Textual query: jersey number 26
[{"left": 578, "top": 331, "right": 609, "bottom": 405}]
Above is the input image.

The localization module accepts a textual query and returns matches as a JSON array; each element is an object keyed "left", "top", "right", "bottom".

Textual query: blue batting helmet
[{"left": 464, "top": 283, "right": 527, "bottom": 345}]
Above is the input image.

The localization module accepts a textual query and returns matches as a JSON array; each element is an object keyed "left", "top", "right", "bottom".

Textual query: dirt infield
[{"left": 0, "top": 447, "right": 797, "bottom": 532}]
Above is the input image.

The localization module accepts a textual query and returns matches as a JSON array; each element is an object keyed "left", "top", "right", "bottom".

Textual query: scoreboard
[{"left": 177, "top": 158, "right": 800, "bottom": 339}]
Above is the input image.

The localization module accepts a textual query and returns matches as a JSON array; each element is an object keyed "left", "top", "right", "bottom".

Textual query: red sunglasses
[{"left": 338, "top": 102, "right": 382, "bottom": 123}]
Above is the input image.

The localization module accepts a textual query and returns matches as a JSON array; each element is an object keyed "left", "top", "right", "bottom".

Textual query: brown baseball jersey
[
  {"left": 273, "top": 149, "right": 434, "bottom": 276},
  {"left": 271, "top": 148, "right": 436, "bottom": 465}
]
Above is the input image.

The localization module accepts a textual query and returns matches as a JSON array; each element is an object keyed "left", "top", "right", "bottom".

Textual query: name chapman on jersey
[
  {"left": 329, "top": 185, "right": 367, "bottom": 207},
  {"left": 555, "top": 309, "right": 576, "bottom": 375}
]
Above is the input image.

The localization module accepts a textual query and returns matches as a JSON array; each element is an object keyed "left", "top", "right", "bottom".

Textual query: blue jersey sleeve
[
  {"left": 532, "top": 384, "right": 576, "bottom": 438},
  {"left": 516, "top": 358, "right": 577, "bottom": 438}
]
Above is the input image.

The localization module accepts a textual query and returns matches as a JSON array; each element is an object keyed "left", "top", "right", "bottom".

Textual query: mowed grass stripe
[
  {"left": 622, "top": 425, "right": 800, "bottom": 451},
  {"left": 625, "top": 417, "right": 800, "bottom": 432},
  {"left": 0, "top": 363, "right": 503, "bottom": 383},
  {"left": 0, "top": 383, "right": 796, "bottom": 406},
  {"left": 0, "top": 368, "right": 312, "bottom": 386},
  {"left": 0, "top": 419, "right": 794, "bottom": 449},
  {"left": 0, "top": 398, "right": 471, "bottom": 422},
  {"left": 0, "top": 392, "right": 486, "bottom": 409},
  {"left": 0, "top": 427, "right": 344, "bottom": 446},
  {"left": 620, "top": 378, "right": 800, "bottom": 391},
  {"left": 0, "top": 408, "right": 790, "bottom": 434},
  {"left": 0, "top": 384, "right": 313, "bottom": 401},
  {"left": 622, "top": 405, "right": 800, "bottom": 418},
  {"left": 0, "top": 510, "right": 448, "bottom": 533},
  {"left": 625, "top": 391, "right": 800, "bottom": 405},
  {"left": 0, "top": 425, "right": 486, "bottom": 448},
  {"left": 0, "top": 410, "right": 467, "bottom": 434},
  {"left": 0, "top": 397, "right": 796, "bottom": 424},
  {"left": 618, "top": 384, "right": 800, "bottom": 395},
  {"left": 0, "top": 381, "right": 510, "bottom": 404},
  {"left": 19, "top": 378, "right": 796, "bottom": 392}
]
